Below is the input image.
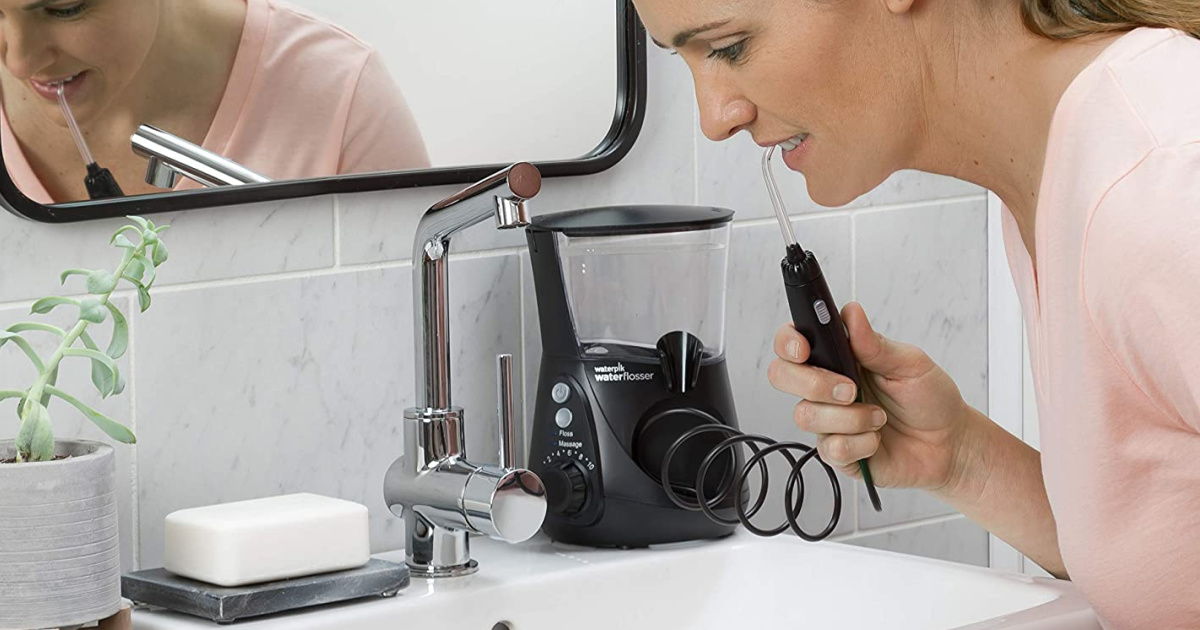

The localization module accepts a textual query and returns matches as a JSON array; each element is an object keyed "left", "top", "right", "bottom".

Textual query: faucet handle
[
  {"left": 496, "top": 354, "right": 517, "bottom": 469},
  {"left": 463, "top": 466, "right": 546, "bottom": 543}
]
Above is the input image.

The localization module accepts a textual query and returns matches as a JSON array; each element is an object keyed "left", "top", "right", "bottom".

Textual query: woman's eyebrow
[
  {"left": 651, "top": 19, "right": 734, "bottom": 50},
  {"left": 22, "top": 0, "right": 59, "bottom": 10}
]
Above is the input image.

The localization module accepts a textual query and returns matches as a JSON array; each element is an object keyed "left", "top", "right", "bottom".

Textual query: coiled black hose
[{"left": 659, "top": 424, "right": 842, "bottom": 542}]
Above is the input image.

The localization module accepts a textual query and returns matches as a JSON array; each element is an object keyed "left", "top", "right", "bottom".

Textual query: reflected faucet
[
  {"left": 131, "top": 125, "right": 271, "bottom": 189},
  {"left": 383, "top": 162, "right": 547, "bottom": 578}
]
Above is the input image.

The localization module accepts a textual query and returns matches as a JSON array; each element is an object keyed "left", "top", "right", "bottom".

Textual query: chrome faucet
[
  {"left": 131, "top": 124, "right": 270, "bottom": 189},
  {"left": 384, "top": 162, "right": 547, "bottom": 578}
]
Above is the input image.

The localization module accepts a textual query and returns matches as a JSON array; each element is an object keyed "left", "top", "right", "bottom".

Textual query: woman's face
[
  {"left": 0, "top": 0, "right": 160, "bottom": 126},
  {"left": 633, "top": 0, "right": 927, "bottom": 207}
]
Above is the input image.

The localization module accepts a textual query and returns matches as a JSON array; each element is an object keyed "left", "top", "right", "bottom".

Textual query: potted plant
[{"left": 0, "top": 217, "right": 168, "bottom": 630}]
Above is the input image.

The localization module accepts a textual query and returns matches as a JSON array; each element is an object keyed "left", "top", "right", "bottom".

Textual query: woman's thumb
[{"left": 842, "top": 302, "right": 927, "bottom": 378}]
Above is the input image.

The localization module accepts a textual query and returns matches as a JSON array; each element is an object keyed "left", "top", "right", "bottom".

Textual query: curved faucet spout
[
  {"left": 387, "top": 164, "right": 546, "bottom": 578},
  {"left": 413, "top": 162, "right": 540, "bottom": 411}
]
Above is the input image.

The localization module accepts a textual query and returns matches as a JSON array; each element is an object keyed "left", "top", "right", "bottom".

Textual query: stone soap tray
[{"left": 121, "top": 560, "right": 410, "bottom": 624}]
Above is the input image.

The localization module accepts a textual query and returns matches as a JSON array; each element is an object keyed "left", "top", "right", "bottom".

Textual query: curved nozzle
[{"left": 762, "top": 147, "right": 800, "bottom": 250}]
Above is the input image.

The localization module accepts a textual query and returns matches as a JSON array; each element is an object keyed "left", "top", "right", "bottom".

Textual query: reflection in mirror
[{"left": 0, "top": 0, "right": 618, "bottom": 205}]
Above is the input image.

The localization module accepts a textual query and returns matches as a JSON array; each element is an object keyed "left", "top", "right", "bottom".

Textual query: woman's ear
[{"left": 882, "top": 0, "right": 917, "bottom": 15}]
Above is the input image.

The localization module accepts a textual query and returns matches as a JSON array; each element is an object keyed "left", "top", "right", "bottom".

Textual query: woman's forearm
[{"left": 936, "top": 407, "right": 1068, "bottom": 578}]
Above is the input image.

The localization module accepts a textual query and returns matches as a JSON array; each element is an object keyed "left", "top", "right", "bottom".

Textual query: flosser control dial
[{"left": 541, "top": 456, "right": 590, "bottom": 517}]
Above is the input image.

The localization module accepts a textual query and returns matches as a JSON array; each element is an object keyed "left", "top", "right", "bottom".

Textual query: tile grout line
[
  {"left": 693, "top": 99, "right": 700, "bottom": 206},
  {"left": 128, "top": 298, "right": 141, "bottom": 570},
  {"left": 730, "top": 193, "right": 988, "bottom": 231},
  {"left": 832, "top": 513, "right": 966, "bottom": 542},
  {"left": 332, "top": 196, "right": 342, "bottom": 268},
  {"left": 0, "top": 246, "right": 531, "bottom": 310}
]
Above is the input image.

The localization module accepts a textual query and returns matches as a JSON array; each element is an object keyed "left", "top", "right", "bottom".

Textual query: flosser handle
[{"left": 782, "top": 250, "right": 884, "bottom": 512}]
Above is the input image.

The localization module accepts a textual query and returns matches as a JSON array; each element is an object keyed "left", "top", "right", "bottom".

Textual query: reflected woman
[{"left": 0, "top": 0, "right": 431, "bottom": 203}]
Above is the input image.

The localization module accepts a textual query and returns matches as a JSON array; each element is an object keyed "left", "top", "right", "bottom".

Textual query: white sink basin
[{"left": 133, "top": 532, "right": 1099, "bottom": 630}]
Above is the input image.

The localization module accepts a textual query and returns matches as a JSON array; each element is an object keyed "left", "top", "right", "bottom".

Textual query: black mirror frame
[{"left": 2, "top": 2, "right": 648, "bottom": 224}]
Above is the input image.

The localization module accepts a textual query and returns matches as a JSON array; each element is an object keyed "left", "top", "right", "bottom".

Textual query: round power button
[
  {"left": 551, "top": 382, "right": 571, "bottom": 404},
  {"left": 555, "top": 408, "right": 573, "bottom": 429}
]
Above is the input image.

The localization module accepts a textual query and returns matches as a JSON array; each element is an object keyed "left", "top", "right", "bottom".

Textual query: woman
[
  {"left": 0, "top": 0, "right": 429, "bottom": 203},
  {"left": 632, "top": 0, "right": 1200, "bottom": 627}
]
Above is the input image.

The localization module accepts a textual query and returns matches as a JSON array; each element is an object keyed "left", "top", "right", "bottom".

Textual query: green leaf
[
  {"left": 112, "top": 234, "right": 137, "bottom": 249},
  {"left": 111, "top": 225, "right": 142, "bottom": 247},
  {"left": 102, "top": 302, "right": 128, "bottom": 360},
  {"left": 120, "top": 273, "right": 153, "bottom": 312},
  {"left": 0, "top": 331, "right": 44, "bottom": 373},
  {"left": 7, "top": 322, "right": 66, "bottom": 338},
  {"left": 80, "top": 331, "right": 117, "bottom": 398},
  {"left": 63, "top": 348, "right": 117, "bottom": 388},
  {"left": 153, "top": 224, "right": 171, "bottom": 234},
  {"left": 17, "top": 402, "right": 55, "bottom": 462},
  {"left": 125, "top": 258, "right": 146, "bottom": 285},
  {"left": 47, "top": 385, "right": 136, "bottom": 445},
  {"left": 151, "top": 238, "right": 169, "bottom": 267},
  {"left": 60, "top": 269, "right": 90, "bottom": 285},
  {"left": 133, "top": 253, "right": 157, "bottom": 286},
  {"left": 0, "top": 390, "right": 25, "bottom": 403},
  {"left": 127, "top": 216, "right": 151, "bottom": 232},
  {"left": 121, "top": 273, "right": 141, "bottom": 289},
  {"left": 78, "top": 298, "right": 107, "bottom": 324},
  {"left": 142, "top": 230, "right": 159, "bottom": 246},
  {"left": 14, "top": 409, "right": 30, "bottom": 455},
  {"left": 31, "top": 296, "right": 79, "bottom": 315},
  {"left": 86, "top": 270, "right": 118, "bottom": 295},
  {"left": 136, "top": 285, "right": 151, "bottom": 312}
]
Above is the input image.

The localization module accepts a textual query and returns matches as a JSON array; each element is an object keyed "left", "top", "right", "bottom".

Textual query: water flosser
[
  {"left": 762, "top": 147, "right": 883, "bottom": 512},
  {"left": 57, "top": 84, "right": 123, "bottom": 200}
]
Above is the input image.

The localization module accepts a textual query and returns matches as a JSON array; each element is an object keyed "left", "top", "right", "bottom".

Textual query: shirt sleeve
[
  {"left": 339, "top": 49, "right": 431, "bottom": 175},
  {"left": 1084, "top": 143, "right": 1200, "bottom": 433}
]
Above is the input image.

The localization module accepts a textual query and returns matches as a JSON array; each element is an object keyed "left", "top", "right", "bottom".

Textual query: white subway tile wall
[{"left": 0, "top": 48, "right": 988, "bottom": 572}]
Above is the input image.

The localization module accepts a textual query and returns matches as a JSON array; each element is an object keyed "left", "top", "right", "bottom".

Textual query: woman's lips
[
  {"left": 29, "top": 71, "right": 88, "bottom": 102},
  {"left": 781, "top": 135, "right": 814, "bottom": 171}
]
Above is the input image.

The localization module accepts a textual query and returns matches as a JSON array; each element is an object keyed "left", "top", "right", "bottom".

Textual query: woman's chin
[{"left": 805, "top": 176, "right": 871, "bottom": 209}]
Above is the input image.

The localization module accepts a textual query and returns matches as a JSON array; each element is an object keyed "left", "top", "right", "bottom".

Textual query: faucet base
[{"left": 406, "top": 559, "right": 478, "bottom": 578}]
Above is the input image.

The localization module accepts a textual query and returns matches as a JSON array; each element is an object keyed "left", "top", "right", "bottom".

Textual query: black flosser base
[
  {"left": 121, "top": 560, "right": 410, "bottom": 624},
  {"left": 526, "top": 206, "right": 743, "bottom": 549},
  {"left": 529, "top": 354, "right": 742, "bottom": 549}
]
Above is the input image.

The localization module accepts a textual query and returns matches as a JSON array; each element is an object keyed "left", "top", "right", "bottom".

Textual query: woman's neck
[
  {"left": 114, "top": 0, "right": 247, "bottom": 137},
  {"left": 904, "top": 2, "right": 1122, "bottom": 268}
]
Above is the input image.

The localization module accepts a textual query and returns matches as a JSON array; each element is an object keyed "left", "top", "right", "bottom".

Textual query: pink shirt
[
  {"left": 1003, "top": 27, "right": 1200, "bottom": 629},
  {"left": 2, "top": 0, "right": 429, "bottom": 203}
]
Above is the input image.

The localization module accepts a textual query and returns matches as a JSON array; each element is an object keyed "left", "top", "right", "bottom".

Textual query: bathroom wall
[{"left": 0, "top": 48, "right": 990, "bottom": 573}]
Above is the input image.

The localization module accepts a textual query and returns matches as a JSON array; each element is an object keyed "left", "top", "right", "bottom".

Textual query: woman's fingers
[
  {"left": 793, "top": 400, "right": 887, "bottom": 435},
  {"left": 773, "top": 323, "right": 811, "bottom": 363},
  {"left": 768, "top": 357, "right": 857, "bottom": 404},
  {"left": 842, "top": 302, "right": 933, "bottom": 379},
  {"left": 816, "top": 431, "right": 882, "bottom": 468}
]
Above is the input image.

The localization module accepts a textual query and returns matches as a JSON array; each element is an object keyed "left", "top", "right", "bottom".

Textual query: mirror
[{"left": 0, "top": 0, "right": 646, "bottom": 223}]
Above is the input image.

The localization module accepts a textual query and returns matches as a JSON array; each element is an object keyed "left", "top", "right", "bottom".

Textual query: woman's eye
[
  {"left": 707, "top": 40, "right": 747, "bottom": 65},
  {"left": 45, "top": 2, "right": 88, "bottom": 18}
]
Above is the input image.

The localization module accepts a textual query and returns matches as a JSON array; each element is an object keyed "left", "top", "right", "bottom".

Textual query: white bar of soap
[{"left": 164, "top": 493, "right": 370, "bottom": 587}]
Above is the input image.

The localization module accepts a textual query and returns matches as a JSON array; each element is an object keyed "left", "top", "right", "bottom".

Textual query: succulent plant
[{"left": 1, "top": 216, "right": 168, "bottom": 463}]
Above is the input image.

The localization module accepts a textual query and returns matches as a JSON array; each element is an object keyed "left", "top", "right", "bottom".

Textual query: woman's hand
[{"left": 768, "top": 302, "right": 975, "bottom": 493}]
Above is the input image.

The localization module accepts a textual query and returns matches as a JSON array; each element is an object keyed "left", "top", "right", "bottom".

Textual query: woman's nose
[
  {"left": 0, "top": 25, "right": 55, "bottom": 81},
  {"left": 695, "top": 76, "right": 755, "bottom": 142}
]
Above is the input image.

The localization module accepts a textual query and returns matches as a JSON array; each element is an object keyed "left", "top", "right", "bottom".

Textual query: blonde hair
[{"left": 1021, "top": 0, "right": 1200, "bottom": 39}]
